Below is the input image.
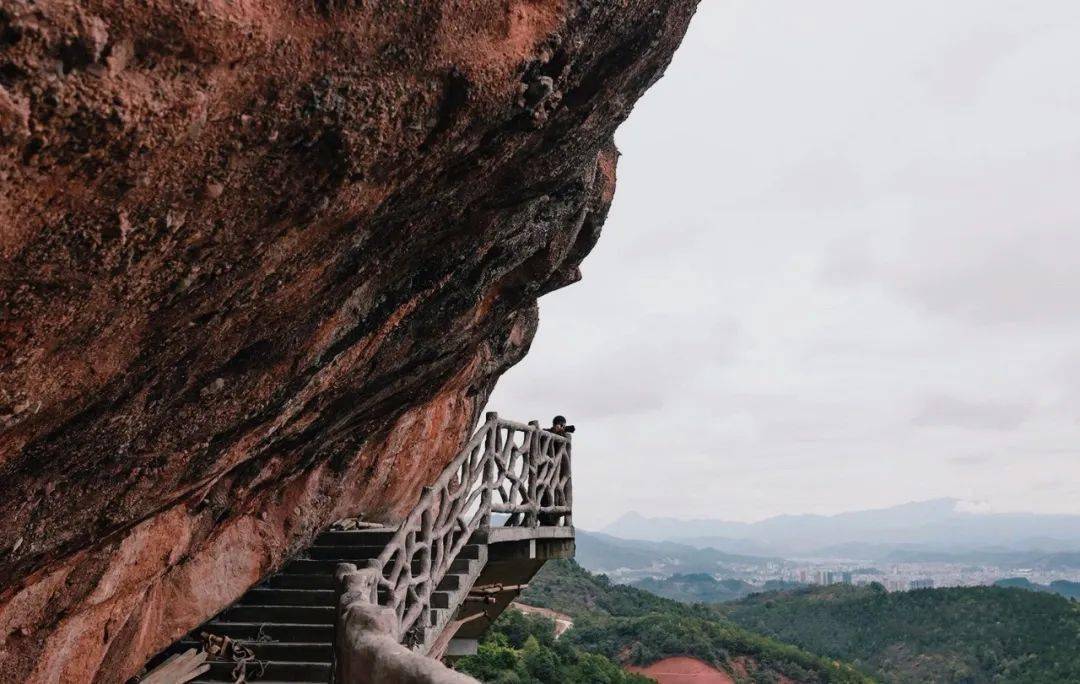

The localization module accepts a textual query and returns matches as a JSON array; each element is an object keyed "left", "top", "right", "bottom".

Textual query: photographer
[{"left": 548, "top": 415, "right": 575, "bottom": 436}]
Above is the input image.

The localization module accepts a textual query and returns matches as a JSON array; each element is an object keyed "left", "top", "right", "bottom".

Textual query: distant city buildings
[
  {"left": 794, "top": 570, "right": 856, "bottom": 586},
  {"left": 601, "top": 554, "right": 1078, "bottom": 596}
]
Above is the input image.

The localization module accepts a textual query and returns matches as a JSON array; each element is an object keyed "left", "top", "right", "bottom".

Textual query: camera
[{"left": 564, "top": 425, "right": 576, "bottom": 433}]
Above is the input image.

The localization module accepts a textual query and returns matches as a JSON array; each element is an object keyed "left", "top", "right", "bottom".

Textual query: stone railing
[{"left": 371, "top": 413, "right": 572, "bottom": 645}]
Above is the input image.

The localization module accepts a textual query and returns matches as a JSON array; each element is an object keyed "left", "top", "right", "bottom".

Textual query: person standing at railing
[
  {"left": 537, "top": 416, "right": 572, "bottom": 527},
  {"left": 547, "top": 415, "right": 575, "bottom": 436}
]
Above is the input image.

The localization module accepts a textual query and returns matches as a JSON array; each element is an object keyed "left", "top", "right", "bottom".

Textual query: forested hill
[
  {"left": 994, "top": 576, "right": 1080, "bottom": 599},
  {"left": 504, "top": 560, "right": 871, "bottom": 683},
  {"left": 632, "top": 573, "right": 803, "bottom": 604},
  {"left": 719, "top": 583, "right": 1080, "bottom": 683},
  {"left": 458, "top": 561, "right": 1080, "bottom": 683}
]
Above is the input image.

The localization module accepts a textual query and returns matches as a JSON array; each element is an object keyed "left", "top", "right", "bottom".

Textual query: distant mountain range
[
  {"left": 573, "top": 529, "right": 779, "bottom": 580},
  {"left": 602, "top": 499, "right": 1080, "bottom": 561}
]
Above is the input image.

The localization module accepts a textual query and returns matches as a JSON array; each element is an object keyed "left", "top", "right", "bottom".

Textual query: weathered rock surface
[{"left": 0, "top": 0, "right": 697, "bottom": 681}]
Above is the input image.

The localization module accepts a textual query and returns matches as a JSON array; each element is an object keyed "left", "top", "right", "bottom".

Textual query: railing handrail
[{"left": 368, "top": 412, "right": 573, "bottom": 645}]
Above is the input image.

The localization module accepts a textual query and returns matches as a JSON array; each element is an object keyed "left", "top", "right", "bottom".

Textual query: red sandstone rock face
[{"left": 0, "top": 1, "right": 698, "bottom": 681}]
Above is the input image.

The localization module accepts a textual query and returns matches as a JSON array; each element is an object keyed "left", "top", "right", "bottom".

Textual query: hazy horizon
[
  {"left": 602, "top": 496, "right": 1080, "bottom": 527},
  {"left": 489, "top": 1, "right": 1080, "bottom": 528}
]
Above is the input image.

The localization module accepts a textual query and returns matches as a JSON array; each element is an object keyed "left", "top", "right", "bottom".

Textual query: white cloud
[{"left": 912, "top": 395, "right": 1032, "bottom": 432}]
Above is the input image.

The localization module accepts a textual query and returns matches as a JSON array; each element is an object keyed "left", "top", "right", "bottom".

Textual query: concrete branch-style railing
[
  {"left": 336, "top": 564, "right": 478, "bottom": 684},
  {"left": 369, "top": 413, "right": 572, "bottom": 645}
]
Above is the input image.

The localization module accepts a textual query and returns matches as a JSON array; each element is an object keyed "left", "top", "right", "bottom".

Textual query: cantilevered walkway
[{"left": 145, "top": 413, "right": 574, "bottom": 683}]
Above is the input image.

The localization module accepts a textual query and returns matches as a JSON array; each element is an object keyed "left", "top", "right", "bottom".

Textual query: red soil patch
[{"left": 627, "top": 656, "right": 736, "bottom": 684}]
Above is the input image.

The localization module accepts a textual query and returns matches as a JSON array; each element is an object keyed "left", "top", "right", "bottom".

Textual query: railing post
[
  {"left": 480, "top": 416, "right": 496, "bottom": 531},
  {"left": 418, "top": 492, "right": 433, "bottom": 638},
  {"left": 564, "top": 433, "right": 573, "bottom": 528},
  {"left": 364, "top": 559, "right": 381, "bottom": 604},
  {"left": 527, "top": 420, "right": 541, "bottom": 528}
]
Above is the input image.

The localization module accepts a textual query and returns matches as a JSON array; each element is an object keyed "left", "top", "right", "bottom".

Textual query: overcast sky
[{"left": 489, "top": 0, "right": 1080, "bottom": 528}]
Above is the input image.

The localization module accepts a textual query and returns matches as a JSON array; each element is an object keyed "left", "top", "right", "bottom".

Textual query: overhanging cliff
[{"left": 0, "top": 1, "right": 698, "bottom": 681}]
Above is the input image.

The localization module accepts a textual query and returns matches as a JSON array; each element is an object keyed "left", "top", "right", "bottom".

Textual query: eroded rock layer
[{"left": 0, "top": 0, "right": 697, "bottom": 681}]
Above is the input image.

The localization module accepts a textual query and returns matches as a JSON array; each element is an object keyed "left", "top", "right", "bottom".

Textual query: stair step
[
  {"left": 283, "top": 558, "right": 391, "bottom": 573},
  {"left": 449, "top": 557, "right": 474, "bottom": 574},
  {"left": 282, "top": 559, "right": 350, "bottom": 574},
  {"left": 431, "top": 591, "right": 453, "bottom": 609},
  {"left": 192, "top": 681, "right": 324, "bottom": 684},
  {"left": 177, "top": 639, "right": 333, "bottom": 661},
  {"left": 315, "top": 530, "right": 394, "bottom": 546},
  {"left": 196, "top": 622, "right": 333, "bottom": 643},
  {"left": 305, "top": 545, "right": 387, "bottom": 560},
  {"left": 303, "top": 543, "right": 480, "bottom": 561},
  {"left": 238, "top": 589, "right": 336, "bottom": 606},
  {"left": 219, "top": 605, "right": 335, "bottom": 625},
  {"left": 437, "top": 574, "right": 464, "bottom": 591},
  {"left": 282, "top": 556, "right": 473, "bottom": 575},
  {"left": 457, "top": 544, "right": 481, "bottom": 560},
  {"left": 261, "top": 573, "right": 336, "bottom": 590},
  {"left": 200, "top": 659, "right": 330, "bottom": 681}
]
